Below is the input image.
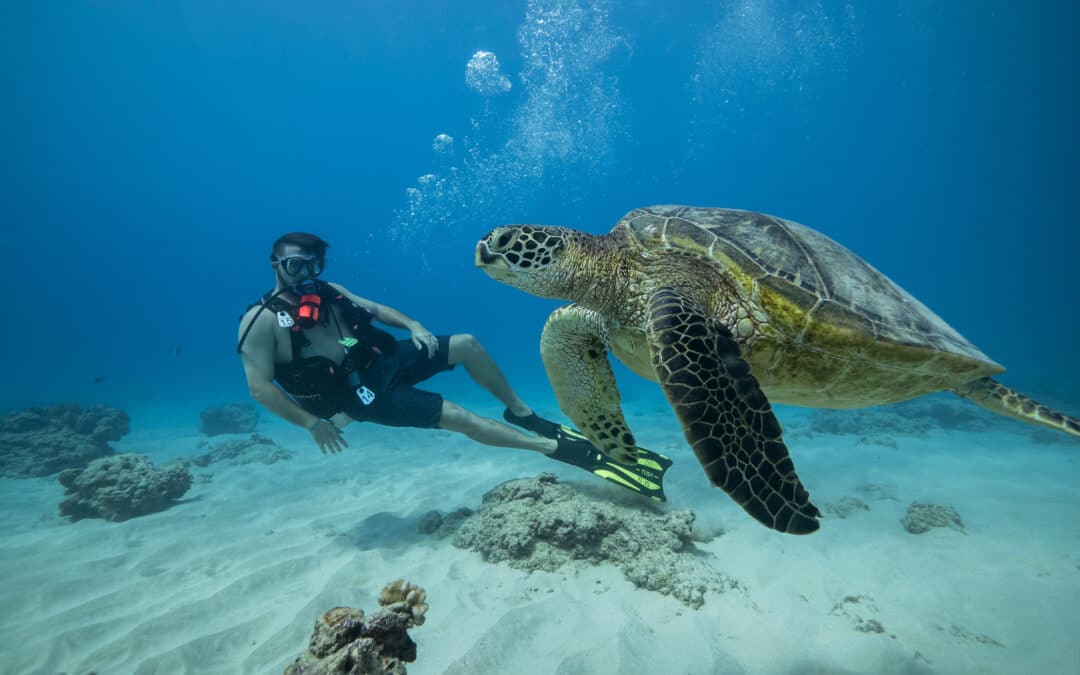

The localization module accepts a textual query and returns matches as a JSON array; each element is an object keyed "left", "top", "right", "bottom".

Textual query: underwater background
[
  {"left": 4, "top": 0, "right": 1078, "bottom": 418},
  {"left": 4, "top": 3, "right": 1080, "bottom": 674}
]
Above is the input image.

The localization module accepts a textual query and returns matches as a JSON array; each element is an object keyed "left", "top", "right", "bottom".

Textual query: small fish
[
  {"left": 92, "top": 376, "right": 106, "bottom": 384},
  {"left": 174, "top": 345, "right": 183, "bottom": 358}
]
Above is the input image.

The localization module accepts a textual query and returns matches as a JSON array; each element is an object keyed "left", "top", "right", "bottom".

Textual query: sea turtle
[{"left": 475, "top": 206, "right": 1080, "bottom": 535}]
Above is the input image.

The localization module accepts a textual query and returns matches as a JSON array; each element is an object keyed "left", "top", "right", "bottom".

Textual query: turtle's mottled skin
[{"left": 475, "top": 206, "right": 1080, "bottom": 535}]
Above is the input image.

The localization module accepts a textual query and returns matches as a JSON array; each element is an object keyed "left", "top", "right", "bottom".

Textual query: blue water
[
  {"left": 4, "top": 1, "right": 1077, "bottom": 415},
  {"left": 4, "top": 4, "right": 1080, "bottom": 672}
]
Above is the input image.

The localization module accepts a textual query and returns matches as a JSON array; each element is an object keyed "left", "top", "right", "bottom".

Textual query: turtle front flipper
[
  {"left": 540, "top": 304, "right": 639, "bottom": 464},
  {"left": 646, "top": 287, "right": 821, "bottom": 534}
]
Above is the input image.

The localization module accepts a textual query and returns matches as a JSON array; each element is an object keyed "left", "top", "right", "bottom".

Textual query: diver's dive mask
[
  {"left": 272, "top": 254, "right": 325, "bottom": 328},
  {"left": 273, "top": 254, "right": 324, "bottom": 277}
]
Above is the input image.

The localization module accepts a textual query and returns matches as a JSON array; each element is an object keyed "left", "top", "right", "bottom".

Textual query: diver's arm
[
  {"left": 238, "top": 308, "right": 347, "bottom": 452},
  {"left": 328, "top": 282, "right": 425, "bottom": 332},
  {"left": 329, "top": 283, "right": 437, "bottom": 356},
  {"left": 238, "top": 308, "right": 318, "bottom": 428}
]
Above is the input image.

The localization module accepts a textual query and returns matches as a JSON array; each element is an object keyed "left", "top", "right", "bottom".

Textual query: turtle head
[{"left": 475, "top": 225, "right": 584, "bottom": 299}]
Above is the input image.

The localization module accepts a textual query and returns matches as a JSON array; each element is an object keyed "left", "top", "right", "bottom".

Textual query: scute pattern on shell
[{"left": 619, "top": 205, "right": 998, "bottom": 367}]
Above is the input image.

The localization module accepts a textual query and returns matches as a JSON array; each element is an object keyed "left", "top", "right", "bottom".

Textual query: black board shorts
[{"left": 339, "top": 335, "right": 455, "bottom": 429}]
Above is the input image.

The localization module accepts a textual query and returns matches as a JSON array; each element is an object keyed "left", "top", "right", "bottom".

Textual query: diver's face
[{"left": 272, "top": 244, "right": 323, "bottom": 290}]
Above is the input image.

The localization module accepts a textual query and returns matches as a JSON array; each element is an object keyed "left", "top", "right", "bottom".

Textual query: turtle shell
[{"left": 616, "top": 205, "right": 1002, "bottom": 377}]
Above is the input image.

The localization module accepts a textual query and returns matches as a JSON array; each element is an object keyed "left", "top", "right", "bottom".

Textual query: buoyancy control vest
[{"left": 237, "top": 282, "right": 398, "bottom": 412}]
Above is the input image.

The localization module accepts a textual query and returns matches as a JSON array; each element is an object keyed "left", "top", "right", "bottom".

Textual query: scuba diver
[{"left": 237, "top": 232, "right": 670, "bottom": 501}]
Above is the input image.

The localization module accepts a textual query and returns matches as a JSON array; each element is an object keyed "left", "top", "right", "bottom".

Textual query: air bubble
[
  {"left": 466, "top": 51, "right": 512, "bottom": 95},
  {"left": 432, "top": 133, "right": 454, "bottom": 153}
]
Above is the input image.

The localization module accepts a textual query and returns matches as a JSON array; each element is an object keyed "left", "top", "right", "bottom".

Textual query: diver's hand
[
  {"left": 309, "top": 418, "right": 347, "bottom": 454},
  {"left": 410, "top": 324, "right": 438, "bottom": 358}
]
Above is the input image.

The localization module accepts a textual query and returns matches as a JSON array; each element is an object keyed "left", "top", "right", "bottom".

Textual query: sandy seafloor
[{"left": 1, "top": 384, "right": 1078, "bottom": 675}]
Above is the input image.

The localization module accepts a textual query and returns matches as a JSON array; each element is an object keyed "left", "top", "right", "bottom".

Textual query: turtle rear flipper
[
  {"left": 647, "top": 287, "right": 821, "bottom": 535},
  {"left": 953, "top": 378, "right": 1080, "bottom": 438},
  {"left": 539, "top": 304, "right": 639, "bottom": 464}
]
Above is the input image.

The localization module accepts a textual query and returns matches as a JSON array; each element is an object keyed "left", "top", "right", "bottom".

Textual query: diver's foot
[
  {"left": 546, "top": 428, "right": 606, "bottom": 471},
  {"left": 544, "top": 426, "right": 669, "bottom": 502},
  {"left": 503, "top": 408, "right": 562, "bottom": 439}
]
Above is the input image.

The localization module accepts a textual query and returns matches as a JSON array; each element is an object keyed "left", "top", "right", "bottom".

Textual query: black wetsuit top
[{"left": 247, "top": 282, "right": 396, "bottom": 418}]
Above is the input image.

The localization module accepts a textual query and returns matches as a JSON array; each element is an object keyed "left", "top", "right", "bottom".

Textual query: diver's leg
[
  {"left": 447, "top": 334, "right": 531, "bottom": 416},
  {"left": 438, "top": 400, "right": 555, "bottom": 453}
]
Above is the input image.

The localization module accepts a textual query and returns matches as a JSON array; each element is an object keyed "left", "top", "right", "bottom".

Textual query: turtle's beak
[{"left": 475, "top": 240, "right": 508, "bottom": 275}]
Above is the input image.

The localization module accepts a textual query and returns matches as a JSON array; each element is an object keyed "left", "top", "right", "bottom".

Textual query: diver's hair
[{"left": 272, "top": 232, "right": 330, "bottom": 261}]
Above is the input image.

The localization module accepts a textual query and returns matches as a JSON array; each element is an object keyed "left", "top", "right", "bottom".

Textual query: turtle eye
[{"left": 495, "top": 231, "right": 513, "bottom": 249}]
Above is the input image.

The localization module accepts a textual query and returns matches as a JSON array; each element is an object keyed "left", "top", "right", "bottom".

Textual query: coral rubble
[
  {"left": 830, "top": 594, "right": 887, "bottom": 634},
  {"left": 0, "top": 404, "right": 129, "bottom": 478},
  {"left": 453, "top": 473, "right": 738, "bottom": 608},
  {"left": 793, "top": 396, "right": 996, "bottom": 447},
  {"left": 58, "top": 453, "right": 191, "bottom": 522},
  {"left": 187, "top": 433, "right": 292, "bottom": 466},
  {"left": 415, "top": 507, "right": 473, "bottom": 537},
  {"left": 901, "top": 502, "right": 966, "bottom": 534},
  {"left": 285, "top": 580, "right": 428, "bottom": 675},
  {"left": 199, "top": 403, "right": 259, "bottom": 436},
  {"left": 819, "top": 496, "right": 870, "bottom": 519}
]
